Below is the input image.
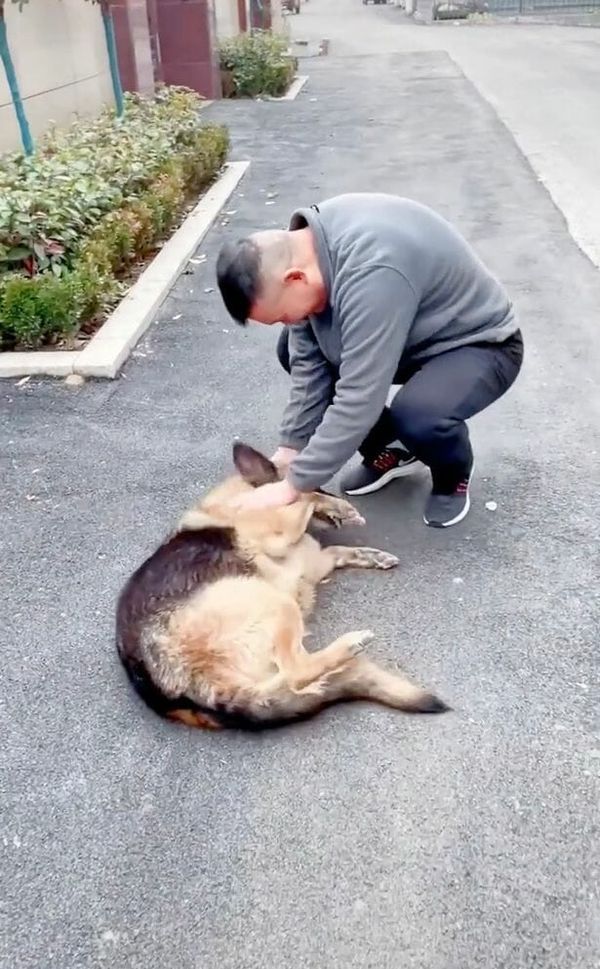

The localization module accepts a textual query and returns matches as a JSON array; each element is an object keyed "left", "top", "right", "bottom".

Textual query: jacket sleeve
[
  {"left": 287, "top": 266, "right": 419, "bottom": 491},
  {"left": 278, "top": 321, "right": 335, "bottom": 450}
]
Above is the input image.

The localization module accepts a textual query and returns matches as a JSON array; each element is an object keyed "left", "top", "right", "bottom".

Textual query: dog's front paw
[
  {"left": 315, "top": 495, "right": 366, "bottom": 529},
  {"left": 366, "top": 549, "right": 400, "bottom": 570},
  {"left": 344, "top": 629, "right": 375, "bottom": 657},
  {"left": 337, "top": 502, "right": 366, "bottom": 528}
]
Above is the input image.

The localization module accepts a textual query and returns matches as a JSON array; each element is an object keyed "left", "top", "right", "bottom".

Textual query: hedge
[
  {"left": 0, "top": 86, "right": 229, "bottom": 349},
  {"left": 219, "top": 31, "right": 296, "bottom": 99}
]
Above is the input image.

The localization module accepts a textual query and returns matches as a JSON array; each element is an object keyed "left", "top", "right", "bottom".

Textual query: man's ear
[
  {"left": 232, "top": 443, "right": 279, "bottom": 487},
  {"left": 283, "top": 268, "right": 307, "bottom": 284}
]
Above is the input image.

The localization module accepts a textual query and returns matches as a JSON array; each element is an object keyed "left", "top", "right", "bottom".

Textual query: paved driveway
[{"left": 1, "top": 10, "right": 598, "bottom": 968}]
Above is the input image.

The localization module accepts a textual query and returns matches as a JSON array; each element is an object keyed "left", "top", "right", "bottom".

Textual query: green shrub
[
  {"left": 219, "top": 31, "right": 296, "bottom": 98},
  {"left": 0, "top": 87, "right": 229, "bottom": 350},
  {"left": 0, "top": 272, "right": 82, "bottom": 348}
]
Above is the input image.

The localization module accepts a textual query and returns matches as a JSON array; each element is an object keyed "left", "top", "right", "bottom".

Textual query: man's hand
[
  {"left": 227, "top": 478, "right": 300, "bottom": 512},
  {"left": 270, "top": 446, "right": 299, "bottom": 473}
]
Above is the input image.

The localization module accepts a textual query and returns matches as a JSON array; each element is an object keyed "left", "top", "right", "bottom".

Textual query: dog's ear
[{"left": 233, "top": 443, "right": 279, "bottom": 487}]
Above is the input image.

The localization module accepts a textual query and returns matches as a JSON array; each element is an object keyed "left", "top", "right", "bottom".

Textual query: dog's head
[
  {"left": 231, "top": 442, "right": 282, "bottom": 489},
  {"left": 180, "top": 443, "right": 313, "bottom": 558}
]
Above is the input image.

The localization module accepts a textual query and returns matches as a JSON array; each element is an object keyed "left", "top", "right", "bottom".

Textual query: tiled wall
[
  {"left": 215, "top": 0, "right": 241, "bottom": 38},
  {"left": 111, "top": 0, "right": 156, "bottom": 95},
  {"left": 0, "top": 0, "right": 112, "bottom": 153},
  {"left": 154, "top": 0, "right": 221, "bottom": 99}
]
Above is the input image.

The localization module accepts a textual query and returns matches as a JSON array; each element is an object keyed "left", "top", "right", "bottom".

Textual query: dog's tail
[{"left": 335, "top": 657, "right": 450, "bottom": 714}]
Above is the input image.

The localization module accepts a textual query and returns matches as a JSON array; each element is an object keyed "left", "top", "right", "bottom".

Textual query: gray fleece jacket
[{"left": 280, "top": 193, "right": 518, "bottom": 492}]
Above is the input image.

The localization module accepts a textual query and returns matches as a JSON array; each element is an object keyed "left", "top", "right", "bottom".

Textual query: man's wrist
[
  {"left": 278, "top": 438, "right": 307, "bottom": 452},
  {"left": 282, "top": 478, "right": 301, "bottom": 501}
]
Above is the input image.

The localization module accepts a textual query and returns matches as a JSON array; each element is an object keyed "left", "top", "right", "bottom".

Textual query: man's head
[{"left": 216, "top": 228, "right": 327, "bottom": 326}]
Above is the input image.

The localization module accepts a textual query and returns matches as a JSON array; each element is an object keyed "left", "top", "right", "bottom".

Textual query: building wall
[
  {"left": 214, "top": 0, "right": 240, "bottom": 37},
  {"left": 111, "top": 0, "right": 156, "bottom": 94},
  {"left": 154, "top": 0, "right": 221, "bottom": 99},
  {"left": 271, "top": 0, "right": 288, "bottom": 34},
  {"left": 0, "top": 0, "right": 113, "bottom": 154}
]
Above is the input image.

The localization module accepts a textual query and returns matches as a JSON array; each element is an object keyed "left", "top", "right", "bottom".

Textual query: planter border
[
  {"left": 0, "top": 160, "right": 250, "bottom": 381},
  {"left": 265, "top": 75, "right": 308, "bottom": 101}
]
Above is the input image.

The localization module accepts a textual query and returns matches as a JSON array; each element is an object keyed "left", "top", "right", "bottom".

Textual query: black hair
[{"left": 216, "top": 238, "right": 262, "bottom": 325}]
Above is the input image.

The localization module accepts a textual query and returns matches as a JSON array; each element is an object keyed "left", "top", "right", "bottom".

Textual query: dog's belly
[{"left": 171, "top": 576, "right": 294, "bottom": 688}]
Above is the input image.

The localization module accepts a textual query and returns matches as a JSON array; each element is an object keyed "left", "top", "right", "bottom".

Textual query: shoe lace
[{"left": 372, "top": 449, "right": 399, "bottom": 473}]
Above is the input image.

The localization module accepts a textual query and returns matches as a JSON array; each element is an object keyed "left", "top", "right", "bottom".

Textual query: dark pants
[{"left": 276, "top": 328, "right": 524, "bottom": 490}]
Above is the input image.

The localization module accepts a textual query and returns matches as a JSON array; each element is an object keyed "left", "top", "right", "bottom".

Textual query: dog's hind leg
[
  {"left": 325, "top": 546, "right": 400, "bottom": 571},
  {"left": 269, "top": 600, "right": 369, "bottom": 693},
  {"left": 247, "top": 629, "right": 379, "bottom": 723},
  {"left": 248, "top": 644, "right": 449, "bottom": 724}
]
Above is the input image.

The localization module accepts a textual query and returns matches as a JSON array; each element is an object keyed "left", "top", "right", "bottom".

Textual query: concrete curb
[
  {"left": 0, "top": 160, "right": 250, "bottom": 381},
  {"left": 265, "top": 75, "right": 309, "bottom": 101}
]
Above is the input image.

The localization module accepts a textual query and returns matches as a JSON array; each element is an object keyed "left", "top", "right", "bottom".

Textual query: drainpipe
[
  {"left": 0, "top": 0, "right": 34, "bottom": 154},
  {"left": 99, "top": 0, "right": 124, "bottom": 116}
]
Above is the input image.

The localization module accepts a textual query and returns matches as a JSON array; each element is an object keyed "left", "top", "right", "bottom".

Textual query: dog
[{"left": 116, "top": 443, "right": 449, "bottom": 730}]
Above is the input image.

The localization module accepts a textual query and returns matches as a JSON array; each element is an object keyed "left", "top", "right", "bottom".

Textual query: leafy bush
[
  {"left": 0, "top": 86, "right": 229, "bottom": 349},
  {"left": 219, "top": 31, "right": 297, "bottom": 99}
]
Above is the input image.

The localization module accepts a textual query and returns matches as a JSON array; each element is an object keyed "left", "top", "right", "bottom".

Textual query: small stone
[
  {"left": 16, "top": 376, "right": 31, "bottom": 387},
  {"left": 204, "top": 287, "right": 214, "bottom": 294},
  {"left": 172, "top": 314, "right": 182, "bottom": 321},
  {"left": 65, "top": 374, "right": 85, "bottom": 388},
  {"left": 452, "top": 577, "right": 464, "bottom": 585},
  {"left": 485, "top": 500, "right": 498, "bottom": 512}
]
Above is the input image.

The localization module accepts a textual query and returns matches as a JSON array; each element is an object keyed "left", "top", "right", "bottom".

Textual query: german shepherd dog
[{"left": 116, "top": 444, "right": 449, "bottom": 730}]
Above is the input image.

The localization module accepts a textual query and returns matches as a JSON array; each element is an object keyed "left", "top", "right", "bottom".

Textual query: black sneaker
[
  {"left": 341, "top": 447, "right": 421, "bottom": 497},
  {"left": 423, "top": 465, "right": 473, "bottom": 528}
]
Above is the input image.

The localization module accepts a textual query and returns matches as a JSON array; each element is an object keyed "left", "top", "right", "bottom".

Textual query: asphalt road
[
  {"left": 294, "top": 0, "right": 600, "bottom": 268},
  {"left": 1, "top": 4, "right": 599, "bottom": 967}
]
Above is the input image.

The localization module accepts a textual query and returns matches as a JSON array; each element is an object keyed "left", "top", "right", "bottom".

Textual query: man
[{"left": 216, "top": 193, "right": 523, "bottom": 527}]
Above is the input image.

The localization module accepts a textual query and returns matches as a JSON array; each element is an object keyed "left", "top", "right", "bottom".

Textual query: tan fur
[
  {"left": 148, "top": 446, "right": 448, "bottom": 728},
  {"left": 167, "top": 709, "right": 222, "bottom": 730}
]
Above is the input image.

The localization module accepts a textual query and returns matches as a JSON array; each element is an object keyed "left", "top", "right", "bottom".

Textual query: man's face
[{"left": 250, "top": 269, "right": 324, "bottom": 326}]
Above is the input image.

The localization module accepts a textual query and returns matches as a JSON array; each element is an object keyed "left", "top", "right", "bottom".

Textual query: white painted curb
[
  {"left": 0, "top": 160, "right": 250, "bottom": 381},
  {"left": 265, "top": 75, "right": 308, "bottom": 102}
]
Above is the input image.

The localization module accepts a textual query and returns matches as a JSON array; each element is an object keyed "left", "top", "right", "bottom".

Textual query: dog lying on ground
[{"left": 116, "top": 443, "right": 449, "bottom": 730}]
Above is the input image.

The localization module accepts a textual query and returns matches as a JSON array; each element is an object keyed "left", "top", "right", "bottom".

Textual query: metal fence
[{"left": 487, "top": 0, "right": 600, "bottom": 12}]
